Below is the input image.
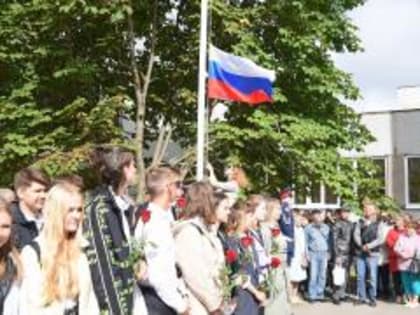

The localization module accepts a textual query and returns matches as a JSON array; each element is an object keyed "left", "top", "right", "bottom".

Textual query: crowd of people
[
  {"left": 0, "top": 145, "right": 419, "bottom": 315},
  {"left": 287, "top": 203, "right": 420, "bottom": 309}
]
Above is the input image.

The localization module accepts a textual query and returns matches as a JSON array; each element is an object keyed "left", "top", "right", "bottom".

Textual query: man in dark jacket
[
  {"left": 11, "top": 168, "right": 49, "bottom": 250},
  {"left": 353, "top": 200, "right": 382, "bottom": 307},
  {"left": 332, "top": 204, "right": 354, "bottom": 304}
]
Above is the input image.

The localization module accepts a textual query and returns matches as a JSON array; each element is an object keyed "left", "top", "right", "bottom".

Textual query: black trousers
[
  {"left": 142, "top": 286, "right": 177, "bottom": 315},
  {"left": 377, "top": 264, "right": 391, "bottom": 299}
]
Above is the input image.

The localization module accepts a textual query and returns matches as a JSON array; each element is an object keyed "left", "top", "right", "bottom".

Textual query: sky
[{"left": 333, "top": 0, "right": 420, "bottom": 112}]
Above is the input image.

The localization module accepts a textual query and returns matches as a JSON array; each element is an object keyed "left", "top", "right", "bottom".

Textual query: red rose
[
  {"left": 140, "top": 210, "right": 151, "bottom": 223},
  {"left": 271, "top": 228, "right": 281, "bottom": 237},
  {"left": 225, "top": 249, "right": 238, "bottom": 264},
  {"left": 240, "top": 236, "right": 253, "bottom": 248},
  {"left": 176, "top": 196, "right": 187, "bottom": 209},
  {"left": 271, "top": 257, "right": 281, "bottom": 268}
]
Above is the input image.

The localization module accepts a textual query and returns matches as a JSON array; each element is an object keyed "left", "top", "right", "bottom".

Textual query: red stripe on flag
[{"left": 208, "top": 79, "right": 273, "bottom": 105}]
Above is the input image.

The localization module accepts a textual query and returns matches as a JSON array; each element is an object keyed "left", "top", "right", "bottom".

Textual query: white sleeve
[
  {"left": 19, "top": 246, "right": 43, "bottom": 315},
  {"left": 145, "top": 223, "right": 188, "bottom": 313},
  {"left": 212, "top": 181, "right": 239, "bottom": 193},
  {"left": 78, "top": 254, "right": 100, "bottom": 315}
]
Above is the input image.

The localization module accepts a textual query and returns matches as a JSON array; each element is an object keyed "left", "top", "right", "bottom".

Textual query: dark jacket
[
  {"left": 83, "top": 186, "right": 136, "bottom": 315},
  {"left": 332, "top": 219, "right": 353, "bottom": 261},
  {"left": 279, "top": 201, "right": 295, "bottom": 265},
  {"left": 10, "top": 202, "right": 40, "bottom": 250},
  {"left": 353, "top": 219, "right": 381, "bottom": 256}
]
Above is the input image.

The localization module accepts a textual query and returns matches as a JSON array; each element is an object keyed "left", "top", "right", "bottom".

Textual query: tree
[
  {"left": 0, "top": 1, "right": 132, "bottom": 185},
  {"left": 0, "top": 0, "right": 385, "bottom": 207}
]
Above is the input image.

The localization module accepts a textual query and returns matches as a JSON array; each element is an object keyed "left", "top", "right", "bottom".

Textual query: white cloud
[{"left": 333, "top": 0, "right": 420, "bottom": 112}]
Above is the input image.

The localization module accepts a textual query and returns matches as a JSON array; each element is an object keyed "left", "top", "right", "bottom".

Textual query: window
[
  {"left": 406, "top": 156, "right": 420, "bottom": 206},
  {"left": 372, "top": 158, "right": 386, "bottom": 195},
  {"left": 293, "top": 182, "right": 340, "bottom": 209},
  {"left": 325, "top": 185, "right": 339, "bottom": 204}
]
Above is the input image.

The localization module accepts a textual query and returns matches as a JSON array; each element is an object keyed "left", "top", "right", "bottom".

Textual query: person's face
[
  {"left": 123, "top": 159, "right": 137, "bottom": 186},
  {"left": 341, "top": 211, "right": 350, "bottom": 220},
  {"left": 254, "top": 201, "right": 267, "bottom": 222},
  {"left": 224, "top": 167, "right": 234, "bottom": 180},
  {"left": 313, "top": 213, "right": 322, "bottom": 224},
  {"left": 364, "top": 204, "right": 376, "bottom": 218},
  {"left": 0, "top": 212, "right": 12, "bottom": 248},
  {"left": 408, "top": 227, "right": 416, "bottom": 237},
  {"left": 63, "top": 194, "right": 83, "bottom": 235},
  {"left": 167, "top": 178, "right": 183, "bottom": 203},
  {"left": 215, "top": 198, "right": 231, "bottom": 224},
  {"left": 17, "top": 182, "right": 47, "bottom": 213},
  {"left": 395, "top": 218, "right": 405, "bottom": 230}
]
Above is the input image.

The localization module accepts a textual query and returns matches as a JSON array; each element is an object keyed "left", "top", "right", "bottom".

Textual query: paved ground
[{"left": 293, "top": 301, "right": 419, "bottom": 315}]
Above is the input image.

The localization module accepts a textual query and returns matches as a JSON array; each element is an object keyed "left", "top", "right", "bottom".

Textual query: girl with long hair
[
  {"left": 0, "top": 197, "right": 21, "bottom": 315},
  {"left": 19, "top": 183, "right": 98, "bottom": 314},
  {"left": 84, "top": 146, "right": 146, "bottom": 315},
  {"left": 174, "top": 182, "right": 228, "bottom": 315},
  {"left": 261, "top": 198, "right": 292, "bottom": 315},
  {"left": 225, "top": 202, "right": 267, "bottom": 315}
]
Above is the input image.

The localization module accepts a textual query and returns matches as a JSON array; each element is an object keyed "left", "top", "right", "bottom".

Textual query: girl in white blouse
[{"left": 19, "top": 183, "right": 99, "bottom": 315}]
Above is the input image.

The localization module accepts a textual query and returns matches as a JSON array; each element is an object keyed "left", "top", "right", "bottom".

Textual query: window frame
[
  {"left": 405, "top": 155, "right": 420, "bottom": 209},
  {"left": 293, "top": 182, "right": 340, "bottom": 210}
]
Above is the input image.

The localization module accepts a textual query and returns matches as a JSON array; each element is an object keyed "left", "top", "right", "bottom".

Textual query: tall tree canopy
[{"left": 0, "top": 0, "right": 386, "bottom": 205}]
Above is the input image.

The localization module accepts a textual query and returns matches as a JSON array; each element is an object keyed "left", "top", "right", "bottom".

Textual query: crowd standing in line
[{"left": 1, "top": 145, "right": 420, "bottom": 315}]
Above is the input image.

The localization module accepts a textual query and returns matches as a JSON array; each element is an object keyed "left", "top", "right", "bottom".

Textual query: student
[
  {"left": 225, "top": 202, "right": 267, "bottom": 315},
  {"left": 174, "top": 182, "right": 227, "bottom": 315},
  {"left": 83, "top": 146, "right": 145, "bottom": 315},
  {"left": 19, "top": 183, "right": 99, "bottom": 315},
  {"left": 262, "top": 198, "right": 292, "bottom": 315},
  {"left": 135, "top": 167, "right": 189, "bottom": 315},
  {"left": 0, "top": 198, "right": 22, "bottom": 315},
  {"left": 0, "top": 189, "right": 16, "bottom": 205},
  {"left": 11, "top": 168, "right": 50, "bottom": 249}
]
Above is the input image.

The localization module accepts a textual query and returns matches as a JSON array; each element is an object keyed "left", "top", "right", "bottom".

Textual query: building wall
[{"left": 391, "top": 110, "right": 420, "bottom": 209}]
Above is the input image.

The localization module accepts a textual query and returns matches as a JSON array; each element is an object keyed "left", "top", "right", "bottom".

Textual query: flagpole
[{"left": 196, "top": 0, "right": 209, "bottom": 181}]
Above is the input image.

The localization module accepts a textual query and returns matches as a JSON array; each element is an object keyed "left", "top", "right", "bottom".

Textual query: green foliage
[
  {"left": 0, "top": 0, "right": 129, "bottom": 185},
  {"left": 0, "top": 0, "right": 388, "bottom": 207}
]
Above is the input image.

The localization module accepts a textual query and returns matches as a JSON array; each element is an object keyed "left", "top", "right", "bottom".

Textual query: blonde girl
[{"left": 19, "top": 183, "right": 98, "bottom": 315}]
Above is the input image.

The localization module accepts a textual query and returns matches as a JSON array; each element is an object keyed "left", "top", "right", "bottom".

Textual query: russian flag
[{"left": 208, "top": 45, "right": 276, "bottom": 105}]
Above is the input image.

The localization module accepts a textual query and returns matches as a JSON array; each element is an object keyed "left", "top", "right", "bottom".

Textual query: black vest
[{"left": 360, "top": 220, "right": 380, "bottom": 252}]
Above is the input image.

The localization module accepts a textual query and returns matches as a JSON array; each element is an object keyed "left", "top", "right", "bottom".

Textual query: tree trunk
[{"left": 127, "top": 0, "right": 158, "bottom": 202}]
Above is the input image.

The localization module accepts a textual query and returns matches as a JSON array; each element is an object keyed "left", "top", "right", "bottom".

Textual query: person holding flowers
[
  {"left": 225, "top": 202, "right": 267, "bottom": 315},
  {"left": 82, "top": 146, "right": 146, "bottom": 315},
  {"left": 135, "top": 167, "right": 189, "bottom": 315},
  {"left": 261, "top": 198, "right": 292, "bottom": 315},
  {"left": 174, "top": 183, "right": 228, "bottom": 315}
]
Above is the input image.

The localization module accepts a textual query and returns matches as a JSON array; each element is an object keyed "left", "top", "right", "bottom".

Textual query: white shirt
[
  {"left": 135, "top": 202, "right": 188, "bottom": 313},
  {"left": 109, "top": 187, "right": 132, "bottom": 244},
  {"left": 251, "top": 229, "right": 271, "bottom": 283}
]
